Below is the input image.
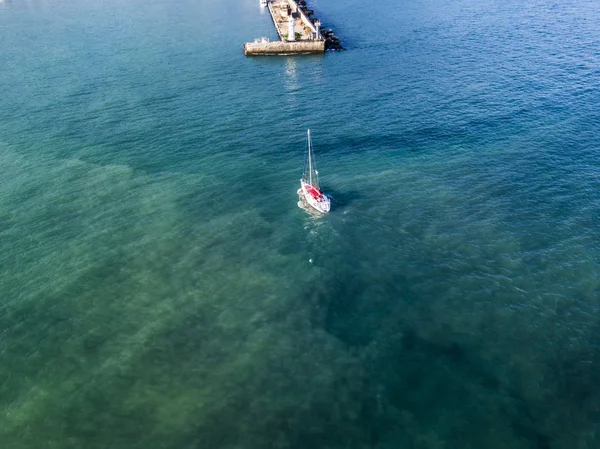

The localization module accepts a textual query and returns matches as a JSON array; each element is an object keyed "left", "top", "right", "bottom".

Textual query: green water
[{"left": 1, "top": 0, "right": 600, "bottom": 447}]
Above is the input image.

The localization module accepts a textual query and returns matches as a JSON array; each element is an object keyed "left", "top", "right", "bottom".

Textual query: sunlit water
[{"left": 1, "top": 0, "right": 599, "bottom": 447}]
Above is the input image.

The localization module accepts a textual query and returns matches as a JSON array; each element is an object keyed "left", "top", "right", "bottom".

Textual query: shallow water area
[{"left": 1, "top": 0, "right": 600, "bottom": 448}]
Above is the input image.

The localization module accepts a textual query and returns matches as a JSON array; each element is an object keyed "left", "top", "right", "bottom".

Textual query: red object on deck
[{"left": 306, "top": 184, "right": 322, "bottom": 199}]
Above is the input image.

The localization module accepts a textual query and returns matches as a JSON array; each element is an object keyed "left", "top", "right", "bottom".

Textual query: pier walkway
[
  {"left": 268, "top": 0, "right": 319, "bottom": 41},
  {"left": 244, "top": 0, "right": 325, "bottom": 56}
]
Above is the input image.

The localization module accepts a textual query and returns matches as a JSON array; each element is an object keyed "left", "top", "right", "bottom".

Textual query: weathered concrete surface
[
  {"left": 268, "top": 0, "right": 316, "bottom": 41},
  {"left": 244, "top": 40, "right": 325, "bottom": 55},
  {"left": 287, "top": 0, "right": 319, "bottom": 37}
]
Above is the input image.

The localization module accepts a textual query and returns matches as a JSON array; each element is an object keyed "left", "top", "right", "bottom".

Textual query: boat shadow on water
[{"left": 321, "top": 187, "right": 361, "bottom": 209}]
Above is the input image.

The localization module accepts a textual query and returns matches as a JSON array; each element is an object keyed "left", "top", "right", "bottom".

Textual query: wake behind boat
[{"left": 298, "top": 129, "right": 330, "bottom": 214}]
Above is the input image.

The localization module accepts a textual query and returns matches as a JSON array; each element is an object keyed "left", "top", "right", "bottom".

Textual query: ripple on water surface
[{"left": 1, "top": 0, "right": 600, "bottom": 447}]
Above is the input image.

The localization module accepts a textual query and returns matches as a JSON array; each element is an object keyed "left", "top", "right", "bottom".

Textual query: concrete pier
[
  {"left": 244, "top": 0, "right": 325, "bottom": 56},
  {"left": 268, "top": 0, "right": 320, "bottom": 41},
  {"left": 244, "top": 39, "right": 325, "bottom": 56}
]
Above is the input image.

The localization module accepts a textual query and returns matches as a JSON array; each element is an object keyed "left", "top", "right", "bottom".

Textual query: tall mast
[{"left": 308, "top": 129, "right": 312, "bottom": 185}]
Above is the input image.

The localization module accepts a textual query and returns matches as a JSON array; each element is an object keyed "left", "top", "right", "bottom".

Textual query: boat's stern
[{"left": 320, "top": 196, "right": 331, "bottom": 213}]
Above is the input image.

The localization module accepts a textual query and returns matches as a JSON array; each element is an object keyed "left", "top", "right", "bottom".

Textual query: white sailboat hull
[{"left": 300, "top": 180, "right": 331, "bottom": 214}]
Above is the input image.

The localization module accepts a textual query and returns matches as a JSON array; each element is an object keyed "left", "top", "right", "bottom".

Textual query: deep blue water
[{"left": 1, "top": 0, "right": 600, "bottom": 448}]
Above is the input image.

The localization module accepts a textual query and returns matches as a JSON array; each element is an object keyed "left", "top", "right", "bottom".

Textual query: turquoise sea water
[{"left": 1, "top": 0, "right": 600, "bottom": 447}]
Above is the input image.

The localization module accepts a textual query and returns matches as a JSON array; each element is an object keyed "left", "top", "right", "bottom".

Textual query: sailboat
[{"left": 299, "top": 129, "right": 331, "bottom": 213}]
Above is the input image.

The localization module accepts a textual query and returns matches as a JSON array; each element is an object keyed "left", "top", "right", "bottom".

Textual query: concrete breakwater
[
  {"left": 244, "top": 39, "right": 325, "bottom": 56},
  {"left": 244, "top": 0, "right": 340, "bottom": 55},
  {"left": 295, "top": 0, "right": 343, "bottom": 50}
]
